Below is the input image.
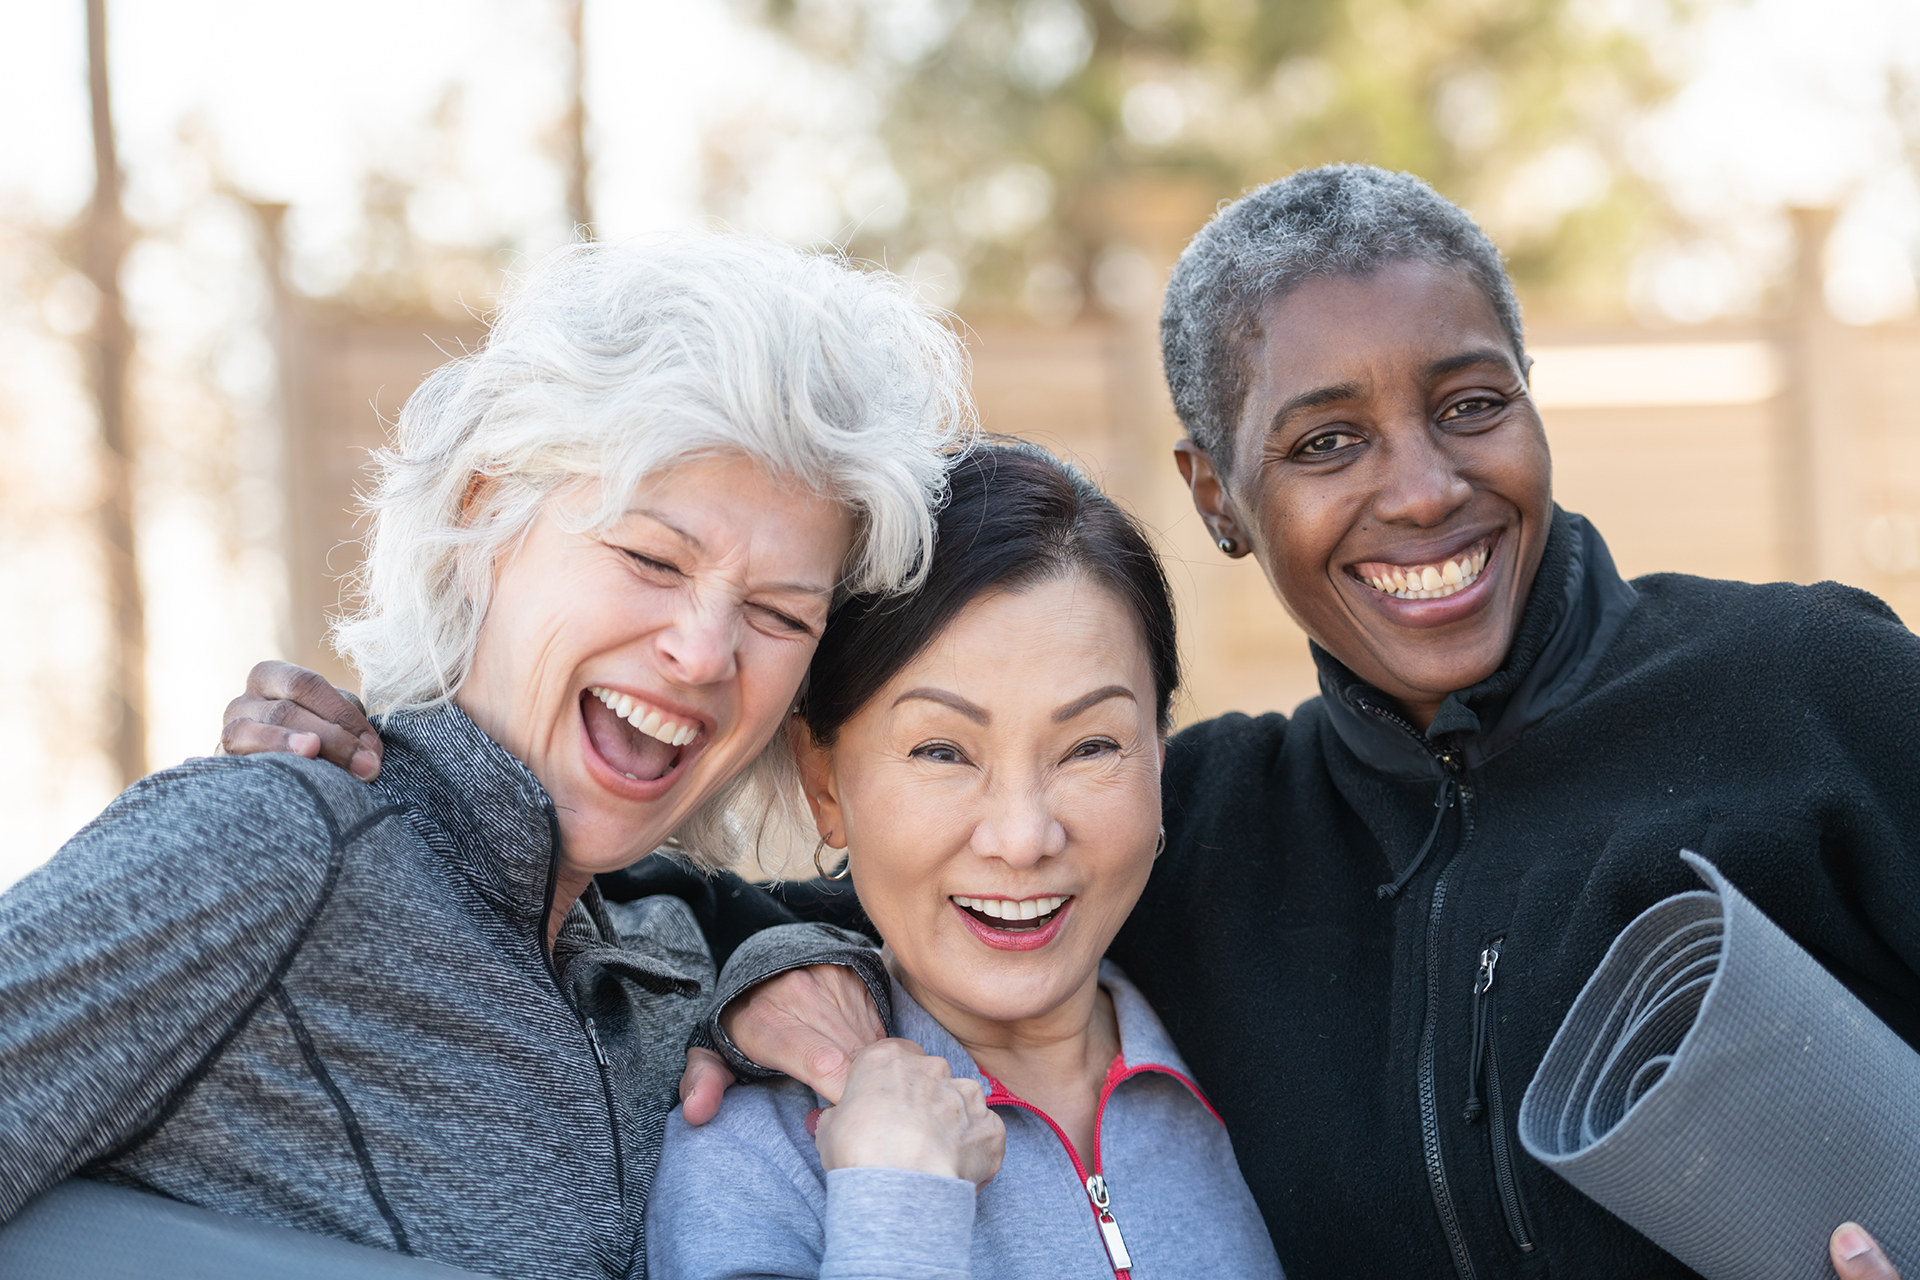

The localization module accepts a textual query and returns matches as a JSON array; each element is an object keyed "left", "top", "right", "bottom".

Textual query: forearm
[
  {"left": 597, "top": 853, "right": 806, "bottom": 970},
  {"left": 695, "top": 925, "right": 892, "bottom": 1079}
]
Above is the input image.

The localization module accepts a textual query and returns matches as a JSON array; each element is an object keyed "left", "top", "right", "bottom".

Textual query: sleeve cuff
[
  {"left": 688, "top": 923, "right": 894, "bottom": 1081},
  {"left": 821, "top": 1167, "right": 974, "bottom": 1279}
]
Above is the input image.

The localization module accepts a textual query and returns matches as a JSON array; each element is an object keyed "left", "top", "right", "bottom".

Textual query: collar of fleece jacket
[
  {"left": 371, "top": 704, "right": 566, "bottom": 924},
  {"left": 1310, "top": 506, "right": 1640, "bottom": 782}
]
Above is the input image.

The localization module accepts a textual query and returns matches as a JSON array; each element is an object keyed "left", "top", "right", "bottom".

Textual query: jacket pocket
[{"left": 1465, "top": 937, "right": 1536, "bottom": 1253}]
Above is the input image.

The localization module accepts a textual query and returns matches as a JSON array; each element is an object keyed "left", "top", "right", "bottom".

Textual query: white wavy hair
[{"left": 334, "top": 231, "right": 974, "bottom": 866}]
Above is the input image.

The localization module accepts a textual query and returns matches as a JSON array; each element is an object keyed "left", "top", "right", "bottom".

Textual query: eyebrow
[
  {"left": 625, "top": 507, "right": 702, "bottom": 551},
  {"left": 623, "top": 508, "right": 834, "bottom": 601},
  {"left": 1265, "top": 382, "right": 1362, "bottom": 436},
  {"left": 1425, "top": 348, "right": 1518, "bottom": 379},
  {"left": 894, "top": 688, "right": 989, "bottom": 723},
  {"left": 1053, "top": 685, "right": 1136, "bottom": 722}
]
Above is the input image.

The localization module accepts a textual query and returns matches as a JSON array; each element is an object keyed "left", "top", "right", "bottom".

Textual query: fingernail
[
  {"left": 351, "top": 750, "right": 379, "bottom": 780},
  {"left": 292, "top": 732, "right": 321, "bottom": 756},
  {"left": 1835, "top": 1225, "right": 1873, "bottom": 1261}
]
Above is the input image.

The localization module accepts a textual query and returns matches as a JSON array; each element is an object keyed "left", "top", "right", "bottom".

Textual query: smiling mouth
[
  {"left": 582, "top": 686, "right": 702, "bottom": 783},
  {"left": 951, "top": 894, "right": 1070, "bottom": 931},
  {"left": 1352, "top": 536, "right": 1494, "bottom": 602}
]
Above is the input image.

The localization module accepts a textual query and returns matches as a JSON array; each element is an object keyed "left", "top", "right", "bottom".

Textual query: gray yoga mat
[
  {"left": 0, "top": 1178, "right": 489, "bottom": 1279},
  {"left": 1518, "top": 851, "right": 1920, "bottom": 1280}
]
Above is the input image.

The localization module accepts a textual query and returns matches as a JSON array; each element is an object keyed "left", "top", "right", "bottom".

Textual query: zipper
[
  {"left": 982, "top": 1057, "right": 1215, "bottom": 1279},
  {"left": 584, "top": 1017, "right": 612, "bottom": 1069},
  {"left": 1354, "top": 697, "right": 1481, "bottom": 1280},
  {"left": 1084, "top": 1174, "right": 1134, "bottom": 1272},
  {"left": 1464, "top": 940, "right": 1536, "bottom": 1253},
  {"left": 532, "top": 793, "right": 627, "bottom": 1210}
]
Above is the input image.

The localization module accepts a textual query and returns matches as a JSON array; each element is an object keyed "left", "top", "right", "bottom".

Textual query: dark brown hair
[{"left": 798, "top": 441, "right": 1180, "bottom": 743}]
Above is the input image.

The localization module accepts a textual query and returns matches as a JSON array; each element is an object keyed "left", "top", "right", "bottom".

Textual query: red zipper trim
[{"left": 981, "top": 1055, "right": 1218, "bottom": 1280}]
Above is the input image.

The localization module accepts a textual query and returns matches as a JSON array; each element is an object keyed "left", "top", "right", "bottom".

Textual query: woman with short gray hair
[{"left": 0, "top": 231, "right": 970, "bottom": 1278}]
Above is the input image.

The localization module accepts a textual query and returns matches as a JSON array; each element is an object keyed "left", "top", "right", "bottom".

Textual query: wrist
[{"left": 819, "top": 1128, "right": 959, "bottom": 1179}]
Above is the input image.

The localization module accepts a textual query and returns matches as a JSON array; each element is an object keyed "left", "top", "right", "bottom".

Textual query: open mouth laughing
[
  {"left": 1352, "top": 535, "right": 1494, "bottom": 602},
  {"left": 581, "top": 685, "right": 704, "bottom": 784},
  {"left": 950, "top": 894, "right": 1074, "bottom": 951}
]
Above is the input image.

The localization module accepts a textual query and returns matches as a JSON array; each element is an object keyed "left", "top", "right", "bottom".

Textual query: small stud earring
[{"left": 1217, "top": 537, "right": 1236, "bottom": 555}]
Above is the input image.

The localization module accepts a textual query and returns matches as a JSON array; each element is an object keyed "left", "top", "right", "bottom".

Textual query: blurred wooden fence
[{"left": 262, "top": 209, "right": 1920, "bottom": 725}]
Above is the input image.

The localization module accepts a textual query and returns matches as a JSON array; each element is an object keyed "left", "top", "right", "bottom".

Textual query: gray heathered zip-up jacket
[
  {"left": 645, "top": 960, "right": 1285, "bottom": 1280},
  {"left": 0, "top": 703, "right": 877, "bottom": 1280}
]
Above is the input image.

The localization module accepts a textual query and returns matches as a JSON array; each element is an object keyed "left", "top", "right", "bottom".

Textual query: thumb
[
  {"left": 678, "top": 1047, "right": 734, "bottom": 1126},
  {"left": 791, "top": 1038, "right": 855, "bottom": 1105},
  {"left": 1832, "top": 1224, "right": 1901, "bottom": 1280}
]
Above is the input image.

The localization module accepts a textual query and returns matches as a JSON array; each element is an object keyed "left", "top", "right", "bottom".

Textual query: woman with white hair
[{"left": 0, "top": 232, "right": 972, "bottom": 1279}]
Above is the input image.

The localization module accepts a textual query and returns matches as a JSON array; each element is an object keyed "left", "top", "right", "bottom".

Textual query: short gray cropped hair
[
  {"left": 335, "top": 232, "right": 973, "bottom": 866},
  {"left": 1160, "top": 165, "right": 1524, "bottom": 467}
]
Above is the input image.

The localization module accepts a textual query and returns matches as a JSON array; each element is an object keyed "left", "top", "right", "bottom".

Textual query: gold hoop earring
[
  {"left": 813, "top": 837, "right": 852, "bottom": 882},
  {"left": 1155, "top": 825, "right": 1166, "bottom": 857}
]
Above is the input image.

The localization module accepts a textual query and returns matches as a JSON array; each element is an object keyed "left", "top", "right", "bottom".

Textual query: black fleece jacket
[{"left": 1105, "top": 509, "right": 1920, "bottom": 1280}]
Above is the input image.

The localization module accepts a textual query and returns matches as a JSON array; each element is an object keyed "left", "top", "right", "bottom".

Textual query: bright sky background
[
  {"left": 0, "top": 0, "right": 1916, "bottom": 887},
  {"left": 0, "top": 0, "right": 807, "bottom": 245}
]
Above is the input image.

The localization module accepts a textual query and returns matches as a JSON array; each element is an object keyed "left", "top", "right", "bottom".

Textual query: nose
[
  {"left": 1370, "top": 418, "right": 1474, "bottom": 528},
  {"left": 969, "top": 779, "right": 1067, "bottom": 870},
  {"left": 654, "top": 597, "right": 740, "bottom": 687}
]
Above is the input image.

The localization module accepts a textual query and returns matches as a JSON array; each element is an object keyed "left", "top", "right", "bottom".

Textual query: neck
[
  {"left": 1398, "top": 697, "right": 1443, "bottom": 733},
  {"left": 547, "top": 867, "right": 592, "bottom": 951},
  {"left": 890, "top": 953, "right": 1120, "bottom": 1156}
]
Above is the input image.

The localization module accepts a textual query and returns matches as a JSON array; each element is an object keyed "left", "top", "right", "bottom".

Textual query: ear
[
  {"left": 787, "top": 716, "right": 845, "bottom": 845},
  {"left": 459, "top": 472, "right": 495, "bottom": 525},
  {"left": 1173, "top": 439, "right": 1250, "bottom": 558}
]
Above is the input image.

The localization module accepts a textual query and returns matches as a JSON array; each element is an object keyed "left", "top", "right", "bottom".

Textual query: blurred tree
[
  {"left": 80, "top": 0, "right": 148, "bottom": 786},
  {"left": 714, "top": 0, "right": 1675, "bottom": 321}
]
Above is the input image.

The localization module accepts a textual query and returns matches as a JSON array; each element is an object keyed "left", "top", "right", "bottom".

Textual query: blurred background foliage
[
  {"left": 2, "top": 0, "right": 1918, "bottom": 886},
  {"left": 711, "top": 0, "right": 1674, "bottom": 321}
]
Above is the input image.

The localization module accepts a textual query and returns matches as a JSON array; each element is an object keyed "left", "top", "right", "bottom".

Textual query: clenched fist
[{"left": 812, "top": 1039, "right": 1005, "bottom": 1188}]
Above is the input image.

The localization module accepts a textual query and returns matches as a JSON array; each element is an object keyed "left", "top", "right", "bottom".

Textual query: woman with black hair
[{"left": 643, "top": 443, "right": 1282, "bottom": 1279}]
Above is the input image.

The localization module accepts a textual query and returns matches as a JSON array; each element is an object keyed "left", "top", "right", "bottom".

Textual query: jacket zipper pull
[
  {"left": 1084, "top": 1174, "right": 1134, "bottom": 1271},
  {"left": 584, "top": 1017, "right": 612, "bottom": 1069},
  {"left": 1464, "top": 942, "right": 1497, "bottom": 1122},
  {"left": 1376, "top": 774, "right": 1456, "bottom": 900}
]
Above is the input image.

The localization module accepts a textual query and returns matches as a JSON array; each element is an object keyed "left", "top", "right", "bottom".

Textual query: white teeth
[
  {"left": 1358, "top": 543, "right": 1491, "bottom": 602},
  {"left": 587, "top": 687, "right": 700, "bottom": 748},
  {"left": 952, "top": 895, "right": 1067, "bottom": 921}
]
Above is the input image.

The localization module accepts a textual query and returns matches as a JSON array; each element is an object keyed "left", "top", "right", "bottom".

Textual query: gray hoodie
[
  {"left": 645, "top": 959, "right": 1285, "bottom": 1280},
  {"left": 0, "top": 704, "right": 874, "bottom": 1280}
]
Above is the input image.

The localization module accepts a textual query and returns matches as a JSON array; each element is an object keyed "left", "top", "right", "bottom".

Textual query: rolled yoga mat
[
  {"left": 1517, "top": 851, "right": 1920, "bottom": 1280},
  {"left": 0, "top": 1178, "right": 489, "bottom": 1279}
]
